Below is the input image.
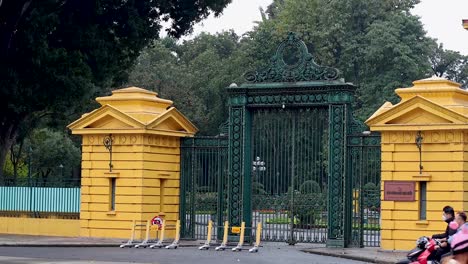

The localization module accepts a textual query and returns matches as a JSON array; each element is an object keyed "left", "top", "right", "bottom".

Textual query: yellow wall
[
  {"left": 380, "top": 130, "right": 467, "bottom": 250},
  {"left": 367, "top": 77, "right": 468, "bottom": 250},
  {"left": 80, "top": 134, "right": 181, "bottom": 239},
  {"left": 0, "top": 217, "right": 80, "bottom": 237}
]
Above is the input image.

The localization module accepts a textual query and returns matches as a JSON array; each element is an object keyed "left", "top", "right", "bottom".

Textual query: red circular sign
[{"left": 151, "top": 216, "right": 163, "bottom": 230}]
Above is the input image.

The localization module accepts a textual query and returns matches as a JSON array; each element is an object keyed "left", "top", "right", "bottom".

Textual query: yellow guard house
[
  {"left": 366, "top": 77, "right": 468, "bottom": 250},
  {"left": 68, "top": 87, "right": 197, "bottom": 239}
]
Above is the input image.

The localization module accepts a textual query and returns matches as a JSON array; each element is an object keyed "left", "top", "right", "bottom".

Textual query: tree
[
  {"left": 128, "top": 31, "right": 245, "bottom": 135},
  {"left": 0, "top": 0, "right": 232, "bottom": 177},
  {"left": 430, "top": 43, "right": 468, "bottom": 88},
  {"left": 28, "top": 128, "right": 81, "bottom": 185},
  {"left": 242, "top": 0, "right": 434, "bottom": 120}
]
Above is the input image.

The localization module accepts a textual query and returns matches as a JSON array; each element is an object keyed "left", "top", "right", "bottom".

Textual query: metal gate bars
[
  {"left": 179, "top": 136, "right": 228, "bottom": 240},
  {"left": 251, "top": 108, "right": 329, "bottom": 244}
]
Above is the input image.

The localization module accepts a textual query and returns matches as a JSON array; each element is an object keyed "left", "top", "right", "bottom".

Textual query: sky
[{"left": 185, "top": 0, "right": 468, "bottom": 55}]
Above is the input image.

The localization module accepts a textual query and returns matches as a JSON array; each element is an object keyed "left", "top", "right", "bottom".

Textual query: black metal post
[
  {"left": 415, "top": 131, "right": 423, "bottom": 174},
  {"left": 103, "top": 134, "right": 113, "bottom": 172}
]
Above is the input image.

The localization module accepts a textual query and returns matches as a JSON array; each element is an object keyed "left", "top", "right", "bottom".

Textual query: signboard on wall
[{"left": 384, "top": 181, "right": 415, "bottom": 201}]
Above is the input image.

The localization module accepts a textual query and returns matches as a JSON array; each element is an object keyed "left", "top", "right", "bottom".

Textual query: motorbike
[{"left": 396, "top": 236, "right": 443, "bottom": 264}]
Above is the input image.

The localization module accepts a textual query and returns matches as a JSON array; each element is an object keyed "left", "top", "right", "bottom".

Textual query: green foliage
[
  {"left": 128, "top": 32, "right": 246, "bottom": 135},
  {"left": 293, "top": 193, "right": 326, "bottom": 225},
  {"left": 0, "top": 0, "right": 232, "bottom": 176},
  {"left": 28, "top": 128, "right": 81, "bottom": 183},
  {"left": 3, "top": 154, "right": 28, "bottom": 179},
  {"left": 252, "top": 0, "right": 433, "bottom": 121},
  {"left": 126, "top": 0, "right": 442, "bottom": 136},
  {"left": 253, "top": 182, "right": 267, "bottom": 195},
  {"left": 195, "top": 192, "right": 217, "bottom": 212},
  {"left": 362, "top": 182, "right": 380, "bottom": 210},
  {"left": 299, "top": 180, "right": 321, "bottom": 194},
  {"left": 266, "top": 216, "right": 299, "bottom": 225},
  {"left": 430, "top": 43, "right": 468, "bottom": 88}
]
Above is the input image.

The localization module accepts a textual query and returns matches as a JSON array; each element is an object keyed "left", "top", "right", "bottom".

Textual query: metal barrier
[{"left": 120, "top": 219, "right": 181, "bottom": 249}]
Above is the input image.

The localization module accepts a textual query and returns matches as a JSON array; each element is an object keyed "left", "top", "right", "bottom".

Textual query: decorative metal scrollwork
[{"left": 244, "top": 32, "right": 340, "bottom": 83}]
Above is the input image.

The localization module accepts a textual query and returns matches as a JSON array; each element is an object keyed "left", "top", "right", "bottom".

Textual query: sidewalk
[
  {"left": 0, "top": 234, "right": 201, "bottom": 247},
  {"left": 0, "top": 234, "right": 123, "bottom": 247},
  {"left": 302, "top": 246, "right": 407, "bottom": 264},
  {"left": 0, "top": 234, "right": 407, "bottom": 263}
]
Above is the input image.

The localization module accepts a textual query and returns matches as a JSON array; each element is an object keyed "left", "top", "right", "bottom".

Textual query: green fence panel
[{"left": 0, "top": 186, "right": 80, "bottom": 213}]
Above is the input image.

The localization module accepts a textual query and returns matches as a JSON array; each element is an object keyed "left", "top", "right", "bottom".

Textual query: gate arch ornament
[
  {"left": 227, "top": 32, "right": 358, "bottom": 247},
  {"left": 243, "top": 32, "right": 340, "bottom": 83}
]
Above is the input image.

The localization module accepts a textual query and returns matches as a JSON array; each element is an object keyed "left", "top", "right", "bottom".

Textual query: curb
[
  {"left": 301, "top": 249, "right": 394, "bottom": 264},
  {"left": 0, "top": 243, "right": 201, "bottom": 248}
]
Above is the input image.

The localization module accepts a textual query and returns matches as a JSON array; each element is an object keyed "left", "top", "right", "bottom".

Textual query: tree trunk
[
  {"left": 10, "top": 139, "right": 23, "bottom": 183},
  {"left": 0, "top": 116, "right": 21, "bottom": 180}
]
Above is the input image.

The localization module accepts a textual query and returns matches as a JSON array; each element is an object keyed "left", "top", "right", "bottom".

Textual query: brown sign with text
[{"left": 384, "top": 181, "right": 415, "bottom": 201}]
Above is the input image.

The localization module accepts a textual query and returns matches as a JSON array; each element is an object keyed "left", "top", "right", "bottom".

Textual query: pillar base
[{"left": 326, "top": 238, "right": 345, "bottom": 248}]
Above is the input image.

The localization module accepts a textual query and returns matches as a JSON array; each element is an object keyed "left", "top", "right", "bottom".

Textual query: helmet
[{"left": 416, "top": 236, "right": 429, "bottom": 249}]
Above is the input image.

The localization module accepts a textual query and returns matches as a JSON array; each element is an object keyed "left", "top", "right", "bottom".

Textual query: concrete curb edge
[{"left": 301, "top": 249, "right": 394, "bottom": 264}]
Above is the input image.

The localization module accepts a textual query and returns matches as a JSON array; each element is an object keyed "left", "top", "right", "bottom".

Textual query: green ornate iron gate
[
  {"left": 180, "top": 136, "right": 228, "bottom": 240},
  {"left": 251, "top": 107, "right": 329, "bottom": 244},
  {"left": 180, "top": 33, "right": 381, "bottom": 247}
]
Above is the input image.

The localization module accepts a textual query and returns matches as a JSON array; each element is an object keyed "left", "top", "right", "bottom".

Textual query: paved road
[{"left": 0, "top": 245, "right": 369, "bottom": 264}]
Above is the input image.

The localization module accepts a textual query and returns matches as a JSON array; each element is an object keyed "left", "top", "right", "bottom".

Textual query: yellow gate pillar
[
  {"left": 366, "top": 77, "right": 468, "bottom": 250},
  {"left": 68, "top": 87, "right": 197, "bottom": 239}
]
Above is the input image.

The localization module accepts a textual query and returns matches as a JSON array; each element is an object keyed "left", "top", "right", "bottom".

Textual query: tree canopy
[
  {"left": 128, "top": 0, "right": 454, "bottom": 136},
  {"left": 0, "top": 0, "right": 231, "bottom": 177}
]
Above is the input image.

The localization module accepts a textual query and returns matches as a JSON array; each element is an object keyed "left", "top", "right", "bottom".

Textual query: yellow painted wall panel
[
  {"left": 392, "top": 161, "right": 463, "bottom": 172},
  {"left": 87, "top": 220, "right": 139, "bottom": 229},
  {"left": 141, "top": 162, "right": 179, "bottom": 171},
  {"left": 142, "top": 171, "right": 179, "bottom": 179},
  {"left": 390, "top": 211, "right": 419, "bottom": 220},
  {"left": 117, "top": 187, "right": 158, "bottom": 195},
  {"left": 0, "top": 217, "right": 80, "bottom": 237},
  {"left": 426, "top": 191, "right": 463, "bottom": 201},
  {"left": 164, "top": 180, "right": 181, "bottom": 188},
  {"left": 115, "top": 178, "right": 144, "bottom": 187},
  {"left": 381, "top": 144, "right": 395, "bottom": 152},
  {"left": 89, "top": 186, "right": 110, "bottom": 195},
  {"left": 89, "top": 152, "right": 145, "bottom": 161},
  {"left": 381, "top": 240, "right": 395, "bottom": 250},
  {"left": 391, "top": 151, "right": 464, "bottom": 162},
  {"left": 381, "top": 230, "right": 393, "bottom": 239},
  {"left": 428, "top": 182, "right": 465, "bottom": 191},
  {"left": 394, "top": 143, "right": 464, "bottom": 152},
  {"left": 393, "top": 202, "right": 419, "bottom": 211},
  {"left": 143, "top": 153, "right": 180, "bottom": 162},
  {"left": 83, "top": 161, "right": 145, "bottom": 170},
  {"left": 85, "top": 194, "right": 112, "bottom": 203},
  {"left": 144, "top": 146, "right": 180, "bottom": 155}
]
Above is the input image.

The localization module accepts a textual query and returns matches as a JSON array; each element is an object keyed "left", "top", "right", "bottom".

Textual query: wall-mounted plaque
[{"left": 384, "top": 181, "right": 416, "bottom": 201}]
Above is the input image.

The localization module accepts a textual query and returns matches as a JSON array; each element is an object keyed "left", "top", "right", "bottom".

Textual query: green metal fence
[
  {"left": 348, "top": 131, "right": 381, "bottom": 247},
  {"left": 180, "top": 128, "right": 382, "bottom": 247},
  {"left": 180, "top": 136, "right": 228, "bottom": 240}
]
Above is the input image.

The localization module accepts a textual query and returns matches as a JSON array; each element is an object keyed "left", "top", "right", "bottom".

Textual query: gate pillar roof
[
  {"left": 365, "top": 76, "right": 468, "bottom": 251},
  {"left": 68, "top": 86, "right": 198, "bottom": 136},
  {"left": 366, "top": 76, "right": 467, "bottom": 131}
]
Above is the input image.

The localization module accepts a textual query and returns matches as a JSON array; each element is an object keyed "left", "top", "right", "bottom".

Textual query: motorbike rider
[
  {"left": 442, "top": 224, "right": 468, "bottom": 264},
  {"left": 448, "top": 212, "right": 467, "bottom": 245},
  {"left": 430, "top": 206, "right": 456, "bottom": 261}
]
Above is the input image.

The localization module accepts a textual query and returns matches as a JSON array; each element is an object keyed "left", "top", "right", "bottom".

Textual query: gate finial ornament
[{"left": 244, "top": 32, "right": 340, "bottom": 83}]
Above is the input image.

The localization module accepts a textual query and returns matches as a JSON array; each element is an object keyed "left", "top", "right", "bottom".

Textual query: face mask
[{"left": 443, "top": 215, "right": 447, "bottom": 221}]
